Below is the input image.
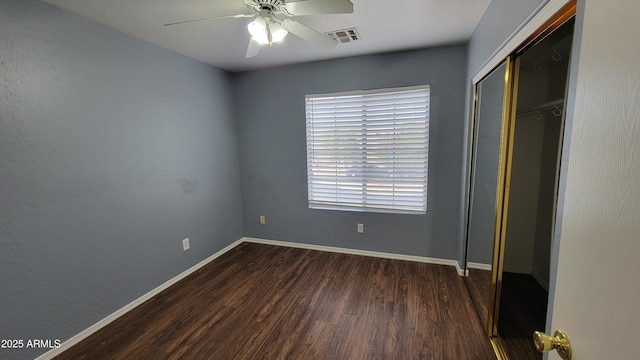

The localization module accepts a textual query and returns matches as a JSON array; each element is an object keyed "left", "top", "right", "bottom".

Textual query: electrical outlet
[
  {"left": 357, "top": 223, "right": 364, "bottom": 233},
  {"left": 259, "top": 215, "right": 266, "bottom": 225},
  {"left": 182, "top": 238, "right": 190, "bottom": 251}
]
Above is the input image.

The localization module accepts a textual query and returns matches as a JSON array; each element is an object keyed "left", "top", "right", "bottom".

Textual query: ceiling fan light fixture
[
  {"left": 247, "top": 17, "right": 269, "bottom": 45},
  {"left": 269, "top": 22, "right": 288, "bottom": 43}
]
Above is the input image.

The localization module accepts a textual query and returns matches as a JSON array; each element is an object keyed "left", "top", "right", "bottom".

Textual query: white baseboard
[
  {"left": 39, "top": 236, "right": 465, "bottom": 359},
  {"left": 242, "top": 237, "right": 466, "bottom": 276},
  {"left": 467, "top": 262, "right": 492, "bottom": 271},
  {"left": 36, "top": 238, "right": 245, "bottom": 360}
]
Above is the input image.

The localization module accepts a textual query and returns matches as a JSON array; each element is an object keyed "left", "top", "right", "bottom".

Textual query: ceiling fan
[{"left": 164, "top": 0, "right": 354, "bottom": 58}]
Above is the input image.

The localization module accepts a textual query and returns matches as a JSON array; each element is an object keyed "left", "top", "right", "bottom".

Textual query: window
[{"left": 305, "top": 85, "right": 430, "bottom": 214}]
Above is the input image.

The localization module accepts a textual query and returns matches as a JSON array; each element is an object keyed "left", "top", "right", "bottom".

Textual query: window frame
[{"left": 305, "top": 85, "right": 430, "bottom": 215}]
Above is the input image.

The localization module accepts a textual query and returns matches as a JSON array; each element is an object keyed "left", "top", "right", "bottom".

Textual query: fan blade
[
  {"left": 281, "top": 19, "right": 337, "bottom": 49},
  {"left": 164, "top": 13, "right": 254, "bottom": 27},
  {"left": 246, "top": 38, "right": 261, "bottom": 58},
  {"left": 285, "top": 0, "right": 354, "bottom": 16}
]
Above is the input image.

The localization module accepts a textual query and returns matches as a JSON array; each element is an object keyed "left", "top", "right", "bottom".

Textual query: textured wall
[
  {"left": 234, "top": 46, "right": 468, "bottom": 260},
  {"left": 549, "top": 0, "right": 640, "bottom": 356},
  {"left": 0, "top": 1, "right": 243, "bottom": 359}
]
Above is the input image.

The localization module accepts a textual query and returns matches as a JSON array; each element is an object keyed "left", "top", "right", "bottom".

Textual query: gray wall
[
  {"left": 0, "top": 1, "right": 243, "bottom": 359},
  {"left": 234, "top": 46, "right": 468, "bottom": 260},
  {"left": 461, "top": 0, "right": 548, "bottom": 265},
  {"left": 467, "top": 0, "right": 547, "bottom": 76}
]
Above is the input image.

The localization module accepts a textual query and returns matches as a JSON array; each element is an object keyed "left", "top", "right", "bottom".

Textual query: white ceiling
[{"left": 41, "top": 0, "right": 491, "bottom": 72}]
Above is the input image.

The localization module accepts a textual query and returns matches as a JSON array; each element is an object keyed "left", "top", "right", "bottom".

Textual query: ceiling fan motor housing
[{"left": 244, "top": 0, "right": 291, "bottom": 15}]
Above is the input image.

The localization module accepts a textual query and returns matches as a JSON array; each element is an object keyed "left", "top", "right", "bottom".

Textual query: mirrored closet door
[
  {"left": 464, "top": 61, "right": 509, "bottom": 329},
  {"left": 463, "top": 3, "right": 576, "bottom": 359}
]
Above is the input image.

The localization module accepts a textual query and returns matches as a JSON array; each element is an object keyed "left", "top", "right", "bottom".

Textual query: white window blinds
[{"left": 305, "top": 85, "right": 429, "bottom": 214}]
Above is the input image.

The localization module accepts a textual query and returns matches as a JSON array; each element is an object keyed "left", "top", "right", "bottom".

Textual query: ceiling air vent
[{"left": 326, "top": 27, "right": 360, "bottom": 43}]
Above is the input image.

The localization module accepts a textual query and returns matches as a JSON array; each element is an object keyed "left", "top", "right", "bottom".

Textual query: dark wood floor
[
  {"left": 56, "top": 243, "right": 496, "bottom": 359},
  {"left": 465, "top": 268, "right": 492, "bottom": 328},
  {"left": 498, "top": 272, "right": 548, "bottom": 360}
]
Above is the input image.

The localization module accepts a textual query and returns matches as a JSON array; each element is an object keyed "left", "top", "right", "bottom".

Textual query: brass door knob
[{"left": 533, "top": 329, "right": 572, "bottom": 359}]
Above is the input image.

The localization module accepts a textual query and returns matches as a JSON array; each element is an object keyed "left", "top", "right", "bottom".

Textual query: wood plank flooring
[
  {"left": 465, "top": 268, "right": 492, "bottom": 328},
  {"left": 55, "top": 243, "right": 496, "bottom": 359}
]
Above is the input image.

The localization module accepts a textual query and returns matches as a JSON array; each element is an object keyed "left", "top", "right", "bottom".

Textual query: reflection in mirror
[{"left": 464, "top": 62, "right": 507, "bottom": 327}]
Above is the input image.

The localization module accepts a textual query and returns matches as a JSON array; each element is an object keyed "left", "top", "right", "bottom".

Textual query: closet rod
[{"left": 517, "top": 99, "right": 564, "bottom": 118}]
